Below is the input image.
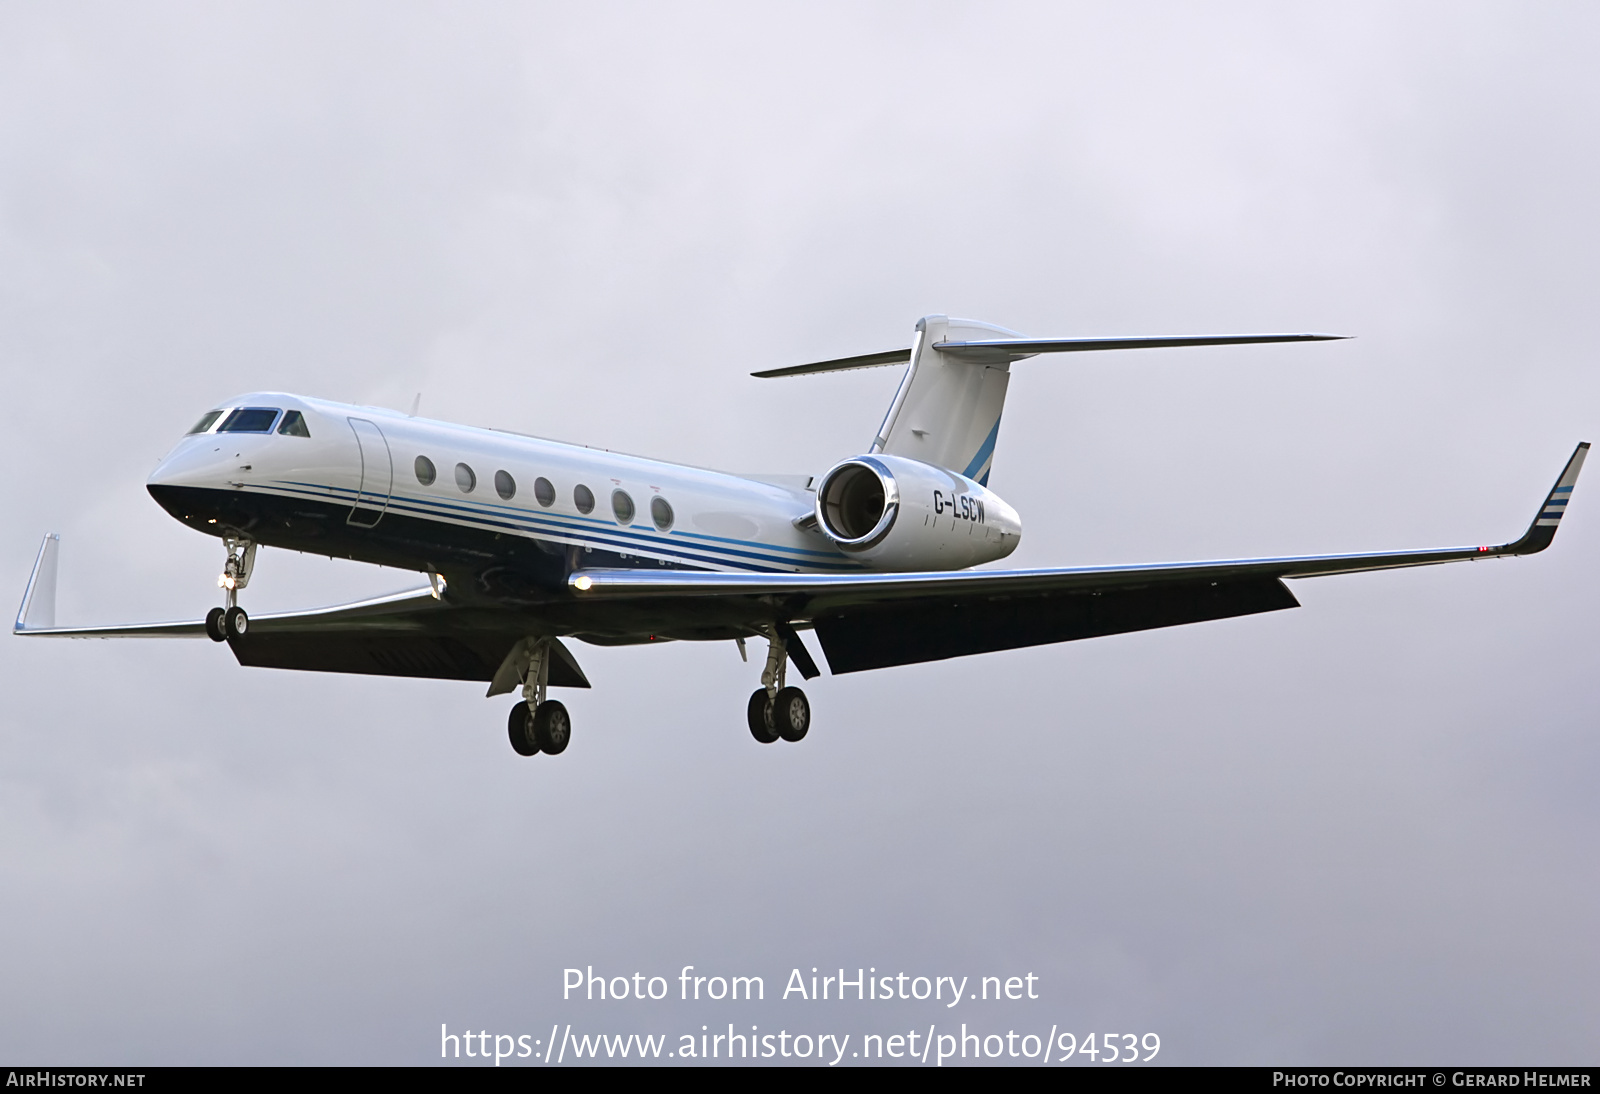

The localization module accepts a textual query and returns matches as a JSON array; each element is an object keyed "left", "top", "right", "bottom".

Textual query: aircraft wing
[
  {"left": 568, "top": 443, "right": 1589, "bottom": 673},
  {"left": 12, "top": 538, "right": 589, "bottom": 689},
  {"left": 14, "top": 536, "right": 446, "bottom": 641}
]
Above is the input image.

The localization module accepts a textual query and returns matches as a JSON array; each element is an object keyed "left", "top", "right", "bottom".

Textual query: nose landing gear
[
  {"left": 506, "top": 639, "right": 572, "bottom": 758},
  {"left": 205, "top": 536, "right": 256, "bottom": 642},
  {"left": 746, "top": 629, "right": 810, "bottom": 744}
]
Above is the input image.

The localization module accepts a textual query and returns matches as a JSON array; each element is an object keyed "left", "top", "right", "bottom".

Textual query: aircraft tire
[
  {"left": 532, "top": 700, "right": 571, "bottom": 755},
  {"left": 507, "top": 701, "right": 539, "bottom": 757},
  {"left": 747, "top": 689, "right": 779, "bottom": 743},
  {"left": 772, "top": 686, "right": 810, "bottom": 742},
  {"left": 224, "top": 606, "right": 249, "bottom": 640},
  {"left": 205, "top": 607, "right": 227, "bottom": 643}
]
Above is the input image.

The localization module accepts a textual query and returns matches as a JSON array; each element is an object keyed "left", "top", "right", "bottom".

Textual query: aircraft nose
[
  {"left": 148, "top": 443, "right": 217, "bottom": 490},
  {"left": 147, "top": 440, "right": 244, "bottom": 527},
  {"left": 147, "top": 454, "right": 177, "bottom": 490}
]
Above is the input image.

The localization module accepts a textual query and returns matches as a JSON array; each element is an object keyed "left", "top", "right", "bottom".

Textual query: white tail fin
[{"left": 872, "top": 316, "right": 1015, "bottom": 484}]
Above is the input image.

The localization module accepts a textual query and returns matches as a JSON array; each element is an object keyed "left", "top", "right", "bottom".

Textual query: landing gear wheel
[
  {"left": 205, "top": 607, "right": 227, "bottom": 643},
  {"left": 531, "top": 700, "right": 570, "bottom": 755},
  {"left": 224, "top": 605, "right": 249, "bottom": 639},
  {"left": 507, "top": 701, "right": 539, "bottom": 757},
  {"left": 772, "top": 686, "right": 810, "bottom": 742},
  {"left": 747, "top": 689, "right": 778, "bottom": 743}
]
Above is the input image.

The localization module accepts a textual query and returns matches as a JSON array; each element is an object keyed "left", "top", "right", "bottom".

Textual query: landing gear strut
[
  {"left": 206, "top": 535, "right": 256, "bottom": 642},
  {"left": 508, "top": 639, "right": 571, "bottom": 758},
  {"left": 746, "top": 629, "right": 809, "bottom": 744}
]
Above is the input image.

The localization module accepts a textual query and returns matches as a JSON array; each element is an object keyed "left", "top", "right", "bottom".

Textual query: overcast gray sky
[{"left": 2, "top": 1, "right": 1597, "bottom": 1066}]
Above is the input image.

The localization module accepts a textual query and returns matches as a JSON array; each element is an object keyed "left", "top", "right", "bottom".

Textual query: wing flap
[
  {"left": 814, "top": 577, "right": 1300, "bottom": 673},
  {"left": 230, "top": 629, "right": 591, "bottom": 687},
  {"left": 232, "top": 629, "right": 500, "bottom": 680}
]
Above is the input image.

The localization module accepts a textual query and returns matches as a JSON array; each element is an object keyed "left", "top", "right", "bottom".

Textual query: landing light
[
  {"left": 573, "top": 575, "right": 593, "bottom": 591},
  {"left": 218, "top": 574, "right": 236, "bottom": 590}
]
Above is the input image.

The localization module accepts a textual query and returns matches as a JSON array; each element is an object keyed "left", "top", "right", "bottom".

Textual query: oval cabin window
[
  {"left": 612, "top": 490, "right": 635, "bottom": 525},
  {"left": 415, "top": 456, "right": 437, "bottom": 486},
  {"left": 494, "top": 470, "right": 516, "bottom": 500},
  {"left": 573, "top": 484, "right": 595, "bottom": 514},
  {"left": 534, "top": 477, "right": 556, "bottom": 507},
  {"left": 455, "top": 463, "right": 476, "bottom": 493},
  {"left": 650, "top": 496, "right": 674, "bottom": 531}
]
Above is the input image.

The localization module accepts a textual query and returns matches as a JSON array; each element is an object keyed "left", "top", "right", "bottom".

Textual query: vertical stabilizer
[
  {"left": 16, "top": 533, "right": 60, "bottom": 632},
  {"left": 873, "top": 316, "right": 1016, "bottom": 484}
]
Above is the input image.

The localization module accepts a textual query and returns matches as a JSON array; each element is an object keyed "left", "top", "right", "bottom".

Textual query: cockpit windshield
[
  {"left": 217, "top": 408, "right": 282, "bottom": 433},
  {"left": 186, "top": 405, "right": 310, "bottom": 437},
  {"left": 187, "top": 410, "right": 223, "bottom": 434}
]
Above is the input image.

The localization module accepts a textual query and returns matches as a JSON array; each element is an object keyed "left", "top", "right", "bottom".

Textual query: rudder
[{"left": 872, "top": 315, "right": 1015, "bottom": 485}]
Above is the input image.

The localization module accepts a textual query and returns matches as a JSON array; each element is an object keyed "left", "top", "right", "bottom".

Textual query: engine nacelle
[{"left": 814, "top": 454, "right": 1022, "bottom": 570}]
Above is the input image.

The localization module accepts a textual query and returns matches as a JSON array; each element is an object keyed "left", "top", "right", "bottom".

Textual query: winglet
[
  {"left": 14, "top": 533, "right": 60, "bottom": 633},
  {"left": 1503, "top": 442, "right": 1589, "bottom": 555}
]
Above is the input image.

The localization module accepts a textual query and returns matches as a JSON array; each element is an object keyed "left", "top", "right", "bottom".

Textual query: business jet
[{"left": 13, "top": 316, "right": 1588, "bottom": 757}]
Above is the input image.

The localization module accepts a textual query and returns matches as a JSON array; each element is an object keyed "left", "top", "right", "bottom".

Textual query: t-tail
[{"left": 753, "top": 315, "right": 1346, "bottom": 486}]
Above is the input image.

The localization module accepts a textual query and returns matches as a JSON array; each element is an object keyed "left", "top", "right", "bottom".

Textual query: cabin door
[{"left": 347, "top": 417, "right": 394, "bottom": 528}]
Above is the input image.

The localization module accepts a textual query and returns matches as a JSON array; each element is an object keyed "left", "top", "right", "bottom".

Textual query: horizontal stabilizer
[
  {"left": 751, "top": 333, "right": 1344, "bottom": 378},
  {"left": 932, "top": 332, "right": 1346, "bottom": 364},
  {"left": 751, "top": 348, "right": 912, "bottom": 379}
]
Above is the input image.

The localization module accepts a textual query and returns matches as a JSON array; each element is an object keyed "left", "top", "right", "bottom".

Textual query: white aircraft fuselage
[{"left": 147, "top": 392, "right": 1022, "bottom": 622}]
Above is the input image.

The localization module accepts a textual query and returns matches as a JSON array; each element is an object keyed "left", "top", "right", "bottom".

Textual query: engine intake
[
  {"left": 818, "top": 457, "right": 898, "bottom": 548},
  {"left": 814, "top": 455, "right": 1021, "bottom": 570}
]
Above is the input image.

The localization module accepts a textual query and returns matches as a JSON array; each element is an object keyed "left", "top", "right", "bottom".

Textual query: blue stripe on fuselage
[{"left": 265, "top": 479, "right": 859, "bottom": 573}]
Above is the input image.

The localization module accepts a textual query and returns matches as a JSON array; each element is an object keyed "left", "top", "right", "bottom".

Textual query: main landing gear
[
  {"left": 507, "top": 639, "right": 572, "bottom": 758},
  {"left": 204, "top": 535, "right": 256, "bottom": 642},
  {"left": 746, "top": 629, "right": 810, "bottom": 745}
]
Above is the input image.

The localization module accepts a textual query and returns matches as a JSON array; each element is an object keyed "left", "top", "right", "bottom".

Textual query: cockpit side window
[
  {"left": 218, "top": 407, "right": 282, "bottom": 433},
  {"left": 187, "top": 410, "right": 223, "bottom": 434},
  {"left": 276, "top": 410, "right": 311, "bottom": 437}
]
